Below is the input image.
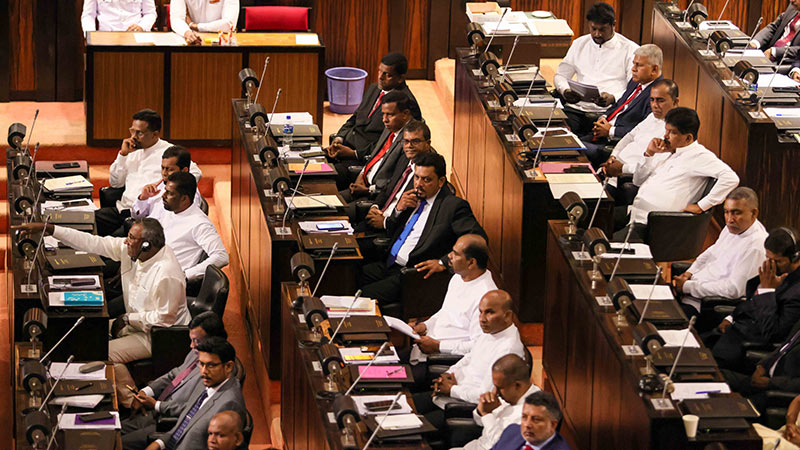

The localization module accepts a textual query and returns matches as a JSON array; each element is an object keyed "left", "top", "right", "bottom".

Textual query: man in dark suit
[
  {"left": 581, "top": 44, "right": 663, "bottom": 167},
  {"left": 326, "top": 52, "right": 422, "bottom": 190},
  {"left": 750, "top": 0, "right": 800, "bottom": 62},
  {"left": 706, "top": 227, "right": 800, "bottom": 371},
  {"left": 491, "top": 391, "right": 571, "bottom": 450},
  {"left": 341, "top": 90, "right": 413, "bottom": 202},
  {"left": 360, "top": 152, "right": 486, "bottom": 307},
  {"left": 144, "top": 338, "right": 246, "bottom": 450}
]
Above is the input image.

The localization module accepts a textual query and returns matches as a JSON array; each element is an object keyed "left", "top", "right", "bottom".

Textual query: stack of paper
[
  {"left": 658, "top": 329, "right": 701, "bottom": 348},
  {"left": 339, "top": 346, "right": 400, "bottom": 364},
  {"left": 483, "top": 21, "right": 531, "bottom": 35},
  {"left": 299, "top": 220, "right": 354, "bottom": 235},
  {"left": 384, "top": 316, "right": 421, "bottom": 339},
  {"left": 629, "top": 284, "right": 674, "bottom": 300},
  {"left": 43, "top": 175, "right": 93, "bottom": 193},
  {"left": 41, "top": 199, "right": 97, "bottom": 213},
  {"left": 50, "top": 363, "right": 107, "bottom": 381},
  {"left": 267, "top": 112, "right": 314, "bottom": 125},
  {"left": 354, "top": 395, "right": 413, "bottom": 415},
  {"left": 376, "top": 414, "right": 423, "bottom": 430},
  {"left": 600, "top": 243, "right": 653, "bottom": 259},
  {"left": 51, "top": 394, "right": 104, "bottom": 408},
  {"left": 320, "top": 295, "right": 377, "bottom": 317},
  {"left": 528, "top": 19, "right": 573, "bottom": 36},
  {"left": 285, "top": 195, "right": 343, "bottom": 210},
  {"left": 670, "top": 382, "right": 730, "bottom": 400}
]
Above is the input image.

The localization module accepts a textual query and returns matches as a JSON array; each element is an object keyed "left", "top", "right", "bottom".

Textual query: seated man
[
  {"left": 207, "top": 411, "right": 245, "bottom": 450},
  {"left": 132, "top": 145, "right": 203, "bottom": 219},
  {"left": 490, "top": 392, "right": 572, "bottom": 450},
  {"left": 81, "top": 0, "right": 156, "bottom": 33},
  {"left": 617, "top": 107, "right": 739, "bottom": 239},
  {"left": 326, "top": 52, "right": 422, "bottom": 190},
  {"left": 15, "top": 219, "right": 190, "bottom": 408},
  {"left": 673, "top": 187, "right": 767, "bottom": 326},
  {"left": 413, "top": 290, "right": 525, "bottom": 429},
  {"left": 145, "top": 338, "right": 246, "bottom": 450},
  {"left": 554, "top": 2, "right": 638, "bottom": 136},
  {"left": 749, "top": 0, "right": 800, "bottom": 63},
  {"left": 122, "top": 311, "right": 227, "bottom": 448},
  {"left": 706, "top": 227, "right": 800, "bottom": 371},
  {"left": 600, "top": 78, "right": 679, "bottom": 204},
  {"left": 361, "top": 119, "right": 434, "bottom": 232},
  {"left": 453, "top": 354, "right": 540, "bottom": 450},
  {"left": 582, "top": 44, "right": 664, "bottom": 167},
  {"left": 360, "top": 152, "right": 486, "bottom": 307},
  {"left": 98, "top": 109, "right": 201, "bottom": 236},
  {"left": 342, "top": 90, "right": 413, "bottom": 202},
  {"left": 146, "top": 171, "right": 229, "bottom": 286},
  {"left": 752, "top": 393, "right": 800, "bottom": 449},
  {"left": 410, "top": 234, "right": 496, "bottom": 359},
  {"left": 170, "top": 0, "right": 239, "bottom": 45}
]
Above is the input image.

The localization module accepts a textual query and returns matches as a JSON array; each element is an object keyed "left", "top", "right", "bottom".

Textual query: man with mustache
[{"left": 489, "top": 392, "right": 571, "bottom": 450}]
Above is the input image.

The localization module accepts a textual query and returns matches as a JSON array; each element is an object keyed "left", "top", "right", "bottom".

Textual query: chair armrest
[
  {"left": 347, "top": 165, "right": 364, "bottom": 176},
  {"left": 156, "top": 416, "right": 178, "bottom": 432},
  {"left": 428, "top": 364, "right": 452, "bottom": 377},
  {"left": 426, "top": 353, "right": 463, "bottom": 366},
  {"left": 445, "top": 417, "right": 482, "bottom": 448},
  {"left": 702, "top": 296, "right": 745, "bottom": 308},
  {"left": 99, "top": 186, "right": 125, "bottom": 209},
  {"left": 766, "top": 390, "right": 800, "bottom": 407},
  {"left": 671, "top": 262, "right": 691, "bottom": 277},
  {"left": 741, "top": 341, "right": 780, "bottom": 352},
  {"left": 745, "top": 349, "right": 772, "bottom": 364},
  {"left": 712, "top": 305, "right": 736, "bottom": 315},
  {"left": 444, "top": 402, "right": 478, "bottom": 419}
]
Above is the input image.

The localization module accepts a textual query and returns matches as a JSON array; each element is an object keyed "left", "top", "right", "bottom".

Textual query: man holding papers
[{"left": 553, "top": 2, "right": 638, "bottom": 136}]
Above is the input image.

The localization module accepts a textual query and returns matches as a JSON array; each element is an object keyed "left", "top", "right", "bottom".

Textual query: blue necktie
[
  {"left": 166, "top": 390, "right": 208, "bottom": 449},
  {"left": 387, "top": 199, "right": 427, "bottom": 266}
]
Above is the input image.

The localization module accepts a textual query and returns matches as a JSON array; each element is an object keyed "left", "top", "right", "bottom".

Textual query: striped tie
[{"left": 166, "top": 390, "right": 208, "bottom": 449}]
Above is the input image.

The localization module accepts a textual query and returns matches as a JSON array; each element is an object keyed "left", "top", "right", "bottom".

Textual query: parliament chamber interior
[{"left": 6, "top": 0, "right": 800, "bottom": 449}]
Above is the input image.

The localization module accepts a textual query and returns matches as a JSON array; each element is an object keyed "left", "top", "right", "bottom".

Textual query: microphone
[
  {"left": 311, "top": 242, "right": 339, "bottom": 298},
  {"left": 276, "top": 159, "right": 310, "bottom": 236},
  {"left": 757, "top": 48, "right": 792, "bottom": 108},
  {"left": 39, "top": 355, "right": 74, "bottom": 411},
  {"left": 482, "top": 7, "right": 508, "bottom": 55},
  {"left": 636, "top": 266, "right": 664, "bottom": 326},
  {"left": 45, "top": 403, "right": 68, "bottom": 450},
  {"left": 585, "top": 177, "right": 611, "bottom": 232},
  {"left": 258, "top": 140, "right": 279, "bottom": 167},
  {"left": 747, "top": 17, "right": 764, "bottom": 46},
  {"left": 531, "top": 97, "right": 560, "bottom": 169},
  {"left": 661, "top": 316, "right": 698, "bottom": 400},
  {"left": 329, "top": 290, "right": 363, "bottom": 344},
  {"left": 362, "top": 391, "right": 404, "bottom": 450},
  {"left": 609, "top": 222, "right": 635, "bottom": 281},
  {"left": 238, "top": 67, "right": 259, "bottom": 104},
  {"left": 265, "top": 87, "right": 283, "bottom": 137},
  {"left": 26, "top": 217, "right": 51, "bottom": 286},
  {"left": 8, "top": 122, "right": 27, "bottom": 149},
  {"left": 344, "top": 341, "right": 389, "bottom": 396},
  {"left": 248, "top": 104, "right": 269, "bottom": 138},
  {"left": 23, "top": 109, "right": 39, "bottom": 156},
  {"left": 254, "top": 56, "right": 270, "bottom": 105},
  {"left": 682, "top": 0, "right": 698, "bottom": 23},
  {"left": 500, "top": 35, "right": 521, "bottom": 75},
  {"left": 291, "top": 251, "right": 315, "bottom": 291},
  {"left": 39, "top": 316, "right": 85, "bottom": 365}
]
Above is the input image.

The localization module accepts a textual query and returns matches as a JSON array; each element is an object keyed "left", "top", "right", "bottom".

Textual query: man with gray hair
[
  {"left": 13, "top": 218, "right": 190, "bottom": 407},
  {"left": 673, "top": 187, "right": 767, "bottom": 325},
  {"left": 582, "top": 43, "right": 664, "bottom": 167}
]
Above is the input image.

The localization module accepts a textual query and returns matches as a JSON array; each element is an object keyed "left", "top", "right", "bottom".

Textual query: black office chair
[
  {"left": 199, "top": 195, "right": 209, "bottom": 215},
  {"left": 99, "top": 186, "right": 125, "bottom": 208},
  {"left": 187, "top": 265, "right": 229, "bottom": 319}
]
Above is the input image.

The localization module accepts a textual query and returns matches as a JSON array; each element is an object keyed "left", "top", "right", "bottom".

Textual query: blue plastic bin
[{"left": 325, "top": 67, "right": 369, "bottom": 114}]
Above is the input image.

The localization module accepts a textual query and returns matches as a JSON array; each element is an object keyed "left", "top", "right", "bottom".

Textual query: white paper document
[
  {"left": 658, "top": 329, "right": 701, "bottom": 348},
  {"left": 268, "top": 112, "right": 314, "bottom": 125},
  {"left": 528, "top": 19, "right": 573, "bottom": 36},
  {"left": 285, "top": 195, "right": 343, "bottom": 209},
  {"left": 49, "top": 362, "right": 107, "bottom": 381},
  {"left": 354, "top": 395, "right": 413, "bottom": 415},
  {"left": 756, "top": 73, "right": 799, "bottom": 88},
  {"left": 670, "top": 382, "right": 730, "bottom": 400},
  {"left": 43, "top": 175, "right": 92, "bottom": 192},
  {"left": 600, "top": 243, "right": 653, "bottom": 259},
  {"left": 376, "top": 413, "right": 423, "bottom": 430},
  {"left": 299, "top": 220, "right": 354, "bottom": 235},
  {"left": 295, "top": 34, "right": 320, "bottom": 46},
  {"left": 59, "top": 412, "right": 121, "bottom": 430},
  {"left": 151, "top": 33, "right": 187, "bottom": 46},
  {"left": 320, "top": 296, "right": 377, "bottom": 317},
  {"left": 384, "top": 315, "right": 420, "bottom": 339},
  {"left": 51, "top": 394, "right": 104, "bottom": 408},
  {"left": 567, "top": 80, "right": 601, "bottom": 102},
  {"left": 41, "top": 199, "right": 97, "bottom": 213},
  {"left": 545, "top": 173, "right": 598, "bottom": 184},
  {"left": 548, "top": 182, "right": 607, "bottom": 199},
  {"left": 629, "top": 284, "right": 674, "bottom": 300}
]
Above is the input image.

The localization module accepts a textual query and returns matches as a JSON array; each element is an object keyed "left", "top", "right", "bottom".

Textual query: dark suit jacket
[
  {"left": 154, "top": 376, "right": 246, "bottom": 450},
  {"left": 731, "top": 266, "right": 800, "bottom": 344},
  {"left": 754, "top": 5, "right": 800, "bottom": 61},
  {"left": 757, "top": 320, "right": 800, "bottom": 392},
  {"left": 604, "top": 75, "right": 661, "bottom": 139},
  {"left": 491, "top": 424, "right": 572, "bottom": 450},
  {"left": 362, "top": 128, "right": 406, "bottom": 193},
  {"left": 386, "top": 185, "right": 486, "bottom": 266},
  {"left": 335, "top": 82, "right": 422, "bottom": 160},
  {"left": 374, "top": 156, "right": 412, "bottom": 209},
  {"left": 147, "top": 351, "right": 199, "bottom": 418}
]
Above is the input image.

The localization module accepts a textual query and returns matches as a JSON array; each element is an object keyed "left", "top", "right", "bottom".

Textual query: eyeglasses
[
  {"left": 129, "top": 127, "right": 152, "bottom": 137},
  {"left": 198, "top": 361, "right": 223, "bottom": 370},
  {"left": 403, "top": 138, "right": 426, "bottom": 145}
]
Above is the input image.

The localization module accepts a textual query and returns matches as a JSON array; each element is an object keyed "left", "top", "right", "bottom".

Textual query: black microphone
[
  {"left": 8, "top": 122, "right": 27, "bottom": 149},
  {"left": 239, "top": 67, "right": 259, "bottom": 103},
  {"left": 290, "top": 251, "right": 315, "bottom": 295},
  {"left": 39, "top": 317, "right": 85, "bottom": 365},
  {"left": 254, "top": 56, "right": 270, "bottom": 105},
  {"left": 248, "top": 103, "right": 269, "bottom": 138},
  {"left": 39, "top": 355, "right": 75, "bottom": 412},
  {"left": 277, "top": 159, "right": 310, "bottom": 236},
  {"left": 653, "top": 315, "right": 698, "bottom": 407},
  {"left": 362, "top": 391, "right": 404, "bottom": 450},
  {"left": 23, "top": 108, "right": 40, "bottom": 156}
]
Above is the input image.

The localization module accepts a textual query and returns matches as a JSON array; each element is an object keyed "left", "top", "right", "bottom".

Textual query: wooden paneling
[
  {"left": 590, "top": 323, "right": 623, "bottom": 450},
  {"left": 653, "top": 23, "right": 676, "bottom": 79},
  {"left": 451, "top": 59, "right": 471, "bottom": 195},
  {"left": 695, "top": 69, "right": 723, "bottom": 155},
  {"left": 512, "top": 1, "right": 584, "bottom": 37},
  {"left": 671, "top": 42, "right": 699, "bottom": 108},
  {"left": 483, "top": 120, "right": 505, "bottom": 266},
  {"left": 9, "top": 0, "right": 35, "bottom": 93},
  {"left": 169, "top": 52, "right": 242, "bottom": 140},
  {"left": 720, "top": 99, "right": 749, "bottom": 177},
  {"left": 91, "top": 52, "right": 165, "bottom": 140},
  {"left": 501, "top": 155, "right": 524, "bottom": 304},
  {"left": 761, "top": 0, "right": 788, "bottom": 26},
  {"left": 467, "top": 97, "right": 486, "bottom": 223},
  {"left": 250, "top": 52, "right": 320, "bottom": 124},
  {"left": 402, "top": 0, "right": 430, "bottom": 71}
]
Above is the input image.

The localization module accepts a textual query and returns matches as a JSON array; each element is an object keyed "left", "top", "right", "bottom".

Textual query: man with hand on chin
[{"left": 616, "top": 107, "right": 739, "bottom": 240}]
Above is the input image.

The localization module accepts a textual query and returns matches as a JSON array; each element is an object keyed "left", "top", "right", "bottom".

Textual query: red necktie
[
  {"left": 777, "top": 13, "right": 800, "bottom": 48},
  {"left": 607, "top": 85, "right": 642, "bottom": 121},
  {"left": 368, "top": 91, "right": 386, "bottom": 117},
  {"left": 382, "top": 164, "right": 413, "bottom": 211},
  {"left": 158, "top": 358, "right": 198, "bottom": 401},
  {"left": 362, "top": 132, "right": 394, "bottom": 184},
  {"left": 523, "top": 445, "right": 534, "bottom": 450}
]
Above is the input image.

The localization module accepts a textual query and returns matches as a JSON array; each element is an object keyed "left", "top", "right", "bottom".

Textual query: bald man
[
  {"left": 413, "top": 290, "right": 525, "bottom": 429},
  {"left": 207, "top": 410, "right": 244, "bottom": 450}
]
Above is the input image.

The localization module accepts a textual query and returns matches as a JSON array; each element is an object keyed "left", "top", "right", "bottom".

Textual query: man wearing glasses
[{"left": 97, "top": 109, "right": 201, "bottom": 236}]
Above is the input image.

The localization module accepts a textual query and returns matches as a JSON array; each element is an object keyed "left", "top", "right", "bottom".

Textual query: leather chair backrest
[
  {"left": 244, "top": 6, "right": 309, "bottom": 32},
  {"left": 646, "top": 210, "right": 712, "bottom": 262},
  {"left": 188, "top": 265, "right": 229, "bottom": 318},
  {"left": 199, "top": 195, "right": 209, "bottom": 216}
]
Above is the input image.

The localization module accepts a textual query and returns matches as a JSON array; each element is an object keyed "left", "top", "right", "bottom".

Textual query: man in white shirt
[
  {"left": 451, "top": 354, "right": 540, "bottom": 450},
  {"left": 600, "top": 78, "right": 679, "bottom": 204},
  {"left": 618, "top": 107, "right": 739, "bottom": 240},
  {"left": 154, "top": 171, "right": 229, "bottom": 285},
  {"left": 81, "top": 0, "right": 156, "bottom": 33},
  {"left": 554, "top": 2, "right": 638, "bottom": 136},
  {"left": 410, "top": 234, "right": 496, "bottom": 357},
  {"left": 412, "top": 290, "right": 525, "bottom": 429},
  {"left": 171, "top": 0, "right": 240, "bottom": 45},
  {"left": 98, "top": 109, "right": 202, "bottom": 236},
  {"left": 132, "top": 145, "right": 203, "bottom": 220},
  {"left": 15, "top": 219, "right": 190, "bottom": 408},
  {"left": 673, "top": 187, "right": 768, "bottom": 324}
]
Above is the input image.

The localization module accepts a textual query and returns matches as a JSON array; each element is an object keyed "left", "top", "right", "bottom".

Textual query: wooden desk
[
  {"left": 452, "top": 48, "right": 613, "bottom": 322},
  {"left": 85, "top": 31, "right": 324, "bottom": 146},
  {"left": 229, "top": 98, "right": 360, "bottom": 380},
  {"left": 543, "top": 220, "right": 760, "bottom": 450},
  {"left": 651, "top": 3, "right": 800, "bottom": 230}
]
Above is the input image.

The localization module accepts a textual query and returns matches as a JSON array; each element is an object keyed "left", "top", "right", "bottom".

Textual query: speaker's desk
[{"left": 85, "top": 31, "right": 324, "bottom": 146}]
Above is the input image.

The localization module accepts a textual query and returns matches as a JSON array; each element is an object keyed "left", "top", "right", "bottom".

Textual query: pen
[
  {"left": 386, "top": 368, "right": 403, "bottom": 376},
  {"left": 75, "top": 382, "right": 93, "bottom": 391},
  {"left": 695, "top": 390, "right": 721, "bottom": 394}
]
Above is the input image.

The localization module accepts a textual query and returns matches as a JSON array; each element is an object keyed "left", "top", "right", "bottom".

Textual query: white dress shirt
[
  {"left": 109, "top": 138, "right": 202, "bottom": 212},
  {"left": 170, "top": 0, "right": 240, "bottom": 36},
  {"left": 131, "top": 180, "right": 204, "bottom": 219},
  {"left": 554, "top": 33, "right": 639, "bottom": 112},
  {"left": 394, "top": 189, "right": 439, "bottom": 267},
  {"left": 608, "top": 113, "right": 666, "bottom": 187},
  {"left": 148, "top": 203, "right": 229, "bottom": 282},
  {"left": 446, "top": 324, "right": 525, "bottom": 403},
  {"left": 464, "top": 384, "right": 542, "bottom": 450},
  {"left": 630, "top": 140, "right": 739, "bottom": 224},
  {"left": 365, "top": 132, "right": 401, "bottom": 186},
  {"left": 81, "top": 0, "right": 157, "bottom": 33},
  {"left": 52, "top": 226, "right": 190, "bottom": 334},
  {"left": 424, "top": 270, "right": 498, "bottom": 355},
  {"left": 682, "top": 220, "right": 767, "bottom": 299}
]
